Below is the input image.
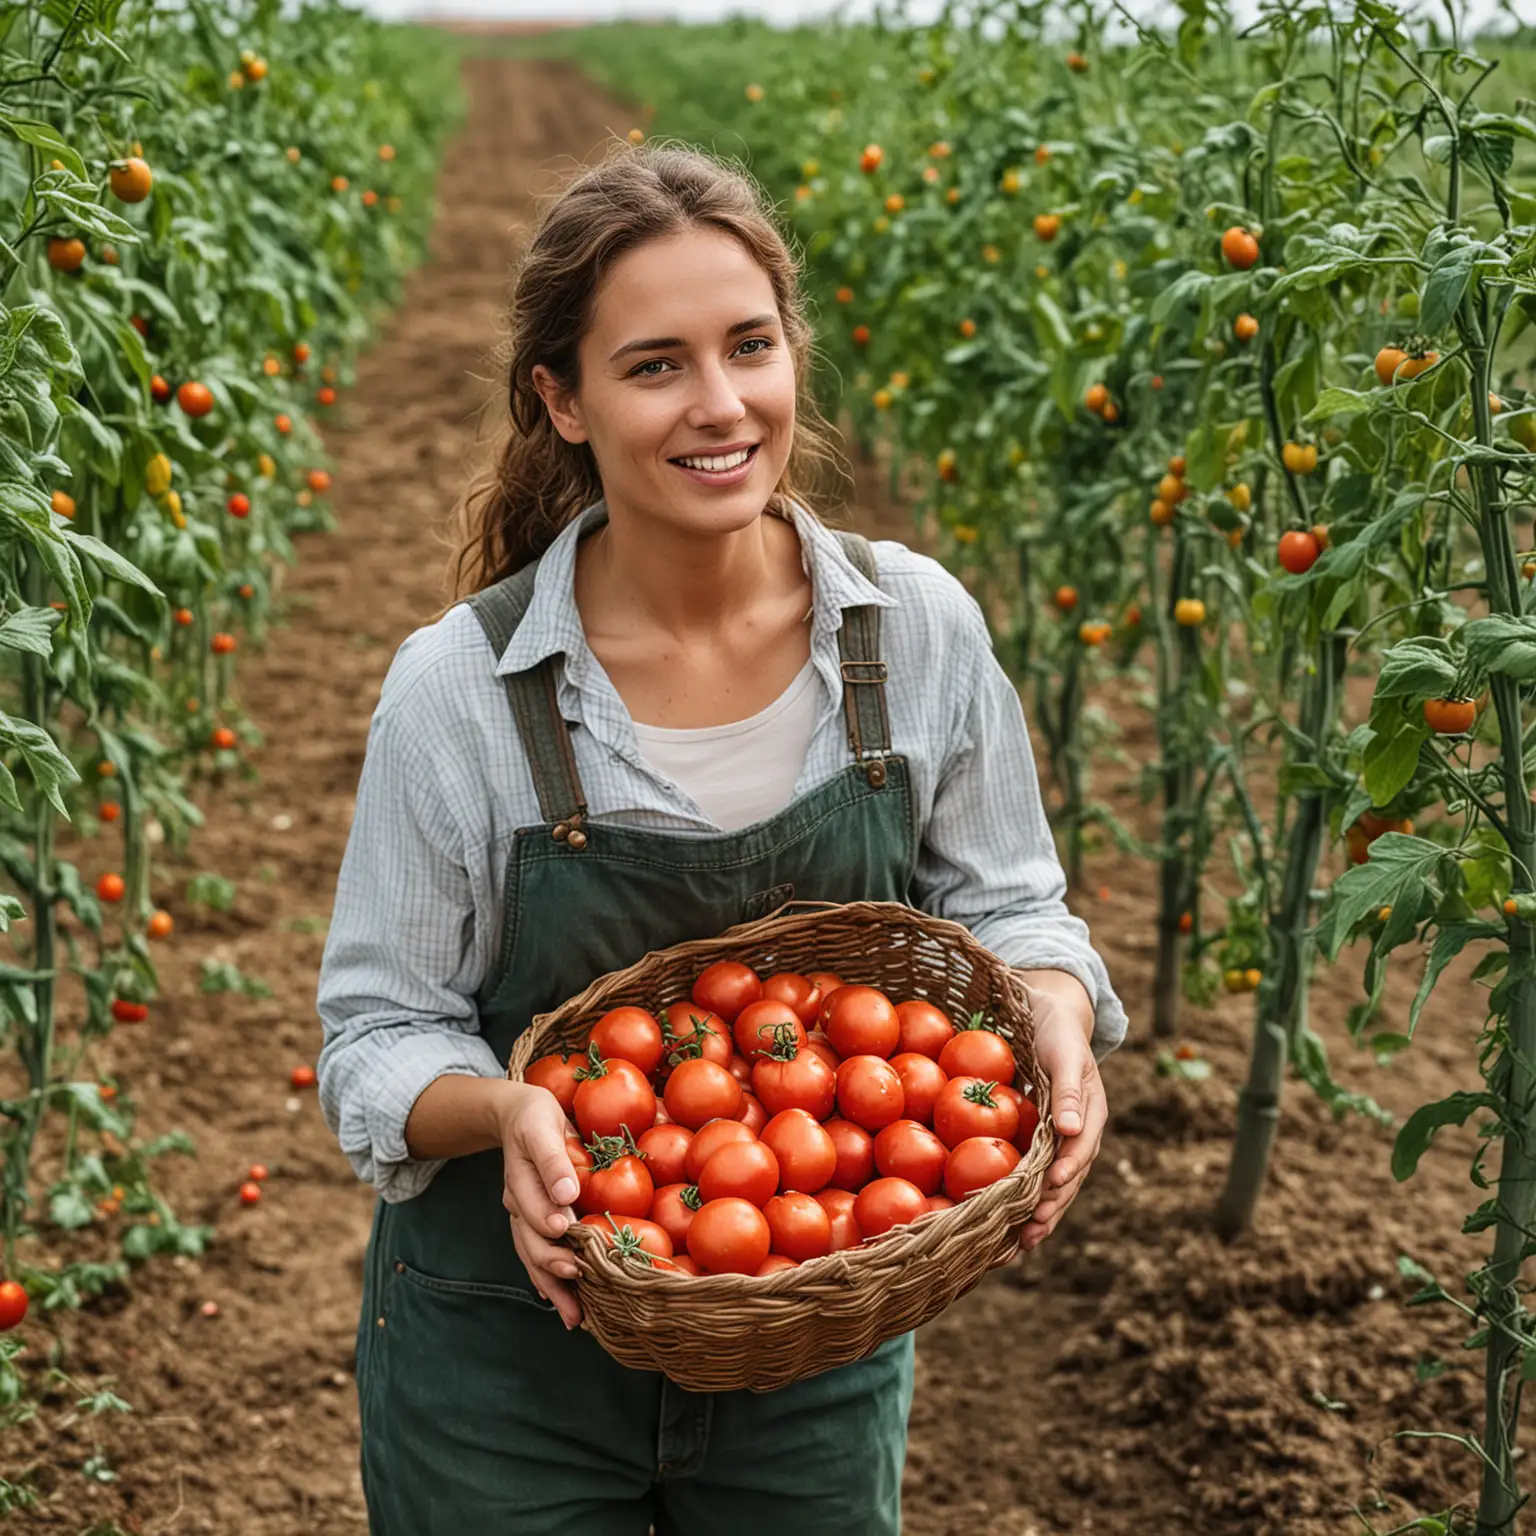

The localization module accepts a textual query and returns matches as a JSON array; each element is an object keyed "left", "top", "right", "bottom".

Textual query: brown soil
[{"left": 11, "top": 52, "right": 1515, "bottom": 1536}]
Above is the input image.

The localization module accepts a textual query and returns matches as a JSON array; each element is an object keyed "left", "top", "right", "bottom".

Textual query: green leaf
[
  {"left": 0, "top": 607, "right": 60, "bottom": 658},
  {"left": 61, "top": 531, "right": 161, "bottom": 597},
  {"left": 0, "top": 116, "right": 87, "bottom": 181},
  {"left": 48, "top": 1188, "right": 94, "bottom": 1229},
  {"left": 1392, "top": 1090, "right": 1499, "bottom": 1181},
  {"left": 1374, "top": 636, "right": 1459, "bottom": 699},
  {"left": 1031, "top": 291, "right": 1073, "bottom": 353},
  {"left": 1305, "top": 386, "right": 1373, "bottom": 422},
  {"left": 1149, "top": 268, "right": 1211, "bottom": 325},
  {"left": 1410, "top": 921, "right": 1503, "bottom": 1035},
  {"left": 1419, "top": 246, "right": 1476, "bottom": 335},
  {"left": 0, "top": 710, "right": 79, "bottom": 817},
  {"left": 1463, "top": 615, "right": 1536, "bottom": 681},
  {"left": 1316, "top": 834, "right": 1447, "bottom": 961},
  {"left": 1363, "top": 709, "right": 1429, "bottom": 804}
]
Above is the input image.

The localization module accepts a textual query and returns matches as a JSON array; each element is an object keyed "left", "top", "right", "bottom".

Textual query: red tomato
[
  {"left": 573, "top": 1056, "right": 657, "bottom": 1140},
  {"left": 668, "top": 1253, "right": 705, "bottom": 1276},
  {"left": 698, "top": 1139, "right": 780, "bottom": 1206},
  {"left": 636, "top": 1123, "right": 693, "bottom": 1186},
  {"left": 756, "top": 1253, "right": 800, "bottom": 1275},
  {"left": 923, "top": 1194, "right": 956, "bottom": 1215},
  {"left": 993, "top": 1083, "right": 1025, "bottom": 1119},
  {"left": 854, "top": 1176, "right": 927, "bottom": 1238},
  {"left": 691, "top": 961, "right": 762, "bottom": 1023},
  {"left": 752, "top": 1045, "right": 836, "bottom": 1119},
  {"left": 564, "top": 1132, "right": 594, "bottom": 1207},
  {"left": 759, "top": 1108, "right": 837, "bottom": 1194},
  {"left": 580, "top": 1214, "right": 674, "bottom": 1260},
  {"left": 734, "top": 1089, "right": 768, "bottom": 1135},
  {"left": 762, "top": 971, "right": 823, "bottom": 1025},
  {"left": 894, "top": 999, "right": 956, "bottom": 1059},
  {"left": 815, "top": 1187, "right": 862, "bottom": 1251},
  {"left": 932, "top": 1076, "right": 1021, "bottom": 1148},
  {"left": 525, "top": 1051, "right": 583, "bottom": 1115},
  {"left": 659, "top": 1001, "right": 733, "bottom": 1073},
  {"left": 820, "top": 985, "right": 900, "bottom": 1059},
  {"left": 938, "top": 1024, "right": 1017, "bottom": 1085},
  {"left": 650, "top": 1182, "right": 702, "bottom": 1250},
  {"left": 580, "top": 1154, "right": 653, "bottom": 1218},
  {"left": 684, "top": 1118, "right": 757, "bottom": 1183},
  {"left": 732, "top": 999, "right": 806, "bottom": 1062},
  {"left": 889, "top": 1051, "right": 947, "bottom": 1124},
  {"left": 835, "top": 1055, "right": 906, "bottom": 1132},
  {"left": 0, "top": 1280, "right": 28, "bottom": 1331},
  {"left": 687, "top": 1197, "right": 772, "bottom": 1274},
  {"left": 663, "top": 1058, "right": 742, "bottom": 1130},
  {"left": 803, "top": 1033, "right": 842, "bottom": 1073},
  {"left": 727, "top": 1053, "right": 754, "bottom": 1086},
  {"left": 822, "top": 1117, "right": 875, "bottom": 1190},
  {"left": 944, "top": 1136, "right": 1022, "bottom": 1201},
  {"left": 1014, "top": 1093, "right": 1042, "bottom": 1153},
  {"left": 806, "top": 971, "right": 844, "bottom": 999},
  {"left": 764, "top": 1192, "right": 833, "bottom": 1261},
  {"left": 873, "top": 1120, "right": 948, "bottom": 1196},
  {"left": 589, "top": 1007, "right": 665, "bottom": 1076}
]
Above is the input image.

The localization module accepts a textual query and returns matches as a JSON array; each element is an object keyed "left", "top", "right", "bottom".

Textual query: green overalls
[{"left": 355, "top": 525, "right": 919, "bottom": 1535}]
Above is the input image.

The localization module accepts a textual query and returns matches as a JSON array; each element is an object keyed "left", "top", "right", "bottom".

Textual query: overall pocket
[{"left": 361, "top": 1259, "right": 662, "bottom": 1535}]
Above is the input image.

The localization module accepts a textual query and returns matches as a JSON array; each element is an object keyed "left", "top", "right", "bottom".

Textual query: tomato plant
[{"left": 0, "top": 0, "right": 459, "bottom": 1481}]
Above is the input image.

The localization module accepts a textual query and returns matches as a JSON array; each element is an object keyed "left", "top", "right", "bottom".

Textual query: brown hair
[{"left": 447, "top": 137, "right": 849, "bottom": 598}]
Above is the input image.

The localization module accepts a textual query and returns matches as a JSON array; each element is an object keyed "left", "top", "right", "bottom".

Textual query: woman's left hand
[{"left": 1016, "top": 980, "right": 1108, "bottom": 1254}]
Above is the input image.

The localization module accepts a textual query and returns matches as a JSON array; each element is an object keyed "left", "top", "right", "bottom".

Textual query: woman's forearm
[{"left": 404, "top": 1073, "right": 523, "bottom": 1160}]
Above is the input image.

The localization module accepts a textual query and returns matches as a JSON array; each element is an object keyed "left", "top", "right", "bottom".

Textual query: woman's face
[{"left": 539, "top": 226, "right": 797, "bottom": 540}]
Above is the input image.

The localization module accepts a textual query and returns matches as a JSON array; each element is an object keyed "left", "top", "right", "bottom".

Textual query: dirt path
[{"left": 16, "top": 50, "right": 1514, "bottom": 1536}]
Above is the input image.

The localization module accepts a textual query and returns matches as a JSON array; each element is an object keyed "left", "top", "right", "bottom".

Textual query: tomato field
[{"left": 4, "top": 0, "right": 1536, "bottom": 1531}]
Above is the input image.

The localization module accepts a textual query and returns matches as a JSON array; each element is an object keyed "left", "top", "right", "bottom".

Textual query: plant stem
[
  {"left": 1461, "top": 291, "right": 1536, "bottom": 1536},
  {"left": 1216, "top": 634, "right": 1343, "bottom": 1239},
  {"left": 1153, "top": 528, "right": 1197, "bottom": 1036},
  {"left": 4, "top": 549, "right": 57, "bottom": 1271}
]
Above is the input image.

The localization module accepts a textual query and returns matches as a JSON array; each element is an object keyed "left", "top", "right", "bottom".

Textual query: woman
[{"left": 317, "top": 140, "right": 1127, "bottom": 1535}]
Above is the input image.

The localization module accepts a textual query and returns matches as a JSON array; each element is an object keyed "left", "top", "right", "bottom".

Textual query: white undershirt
[{"left": 632, "top": 657, "right": 821, "bottom": 831}]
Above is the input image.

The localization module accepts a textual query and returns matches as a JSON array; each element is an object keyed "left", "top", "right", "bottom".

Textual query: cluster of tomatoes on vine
[{"left": 525, "top": 961, "right": 1040, "bottom": 1278}]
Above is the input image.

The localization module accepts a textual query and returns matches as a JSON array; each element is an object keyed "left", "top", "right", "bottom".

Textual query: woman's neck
[{"left": 574, "top": 503, "right": 808, "bottom": 649}]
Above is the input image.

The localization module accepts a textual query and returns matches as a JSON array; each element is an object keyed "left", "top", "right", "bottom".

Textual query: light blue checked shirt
[{"left": 316, "top": 501, "right": 1129, "bottom": 1202}]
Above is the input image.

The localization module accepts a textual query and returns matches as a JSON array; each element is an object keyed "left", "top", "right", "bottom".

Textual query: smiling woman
[{"left": 316, "top": 137, "right": 1127, "bottom": 1536}]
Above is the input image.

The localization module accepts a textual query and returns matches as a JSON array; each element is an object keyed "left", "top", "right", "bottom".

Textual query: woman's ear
[{"left": 531, "top": 363, "right": 588, "bottom": 446}]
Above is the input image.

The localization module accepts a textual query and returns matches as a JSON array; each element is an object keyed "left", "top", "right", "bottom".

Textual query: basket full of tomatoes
[{"left": 508, "top": 899, "right": 1053, "bottom": 1393}]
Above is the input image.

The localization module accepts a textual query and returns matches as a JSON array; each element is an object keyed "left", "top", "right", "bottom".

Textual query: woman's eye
[{"left": 629, "top": 339, "right": 773, "bottom": 378}]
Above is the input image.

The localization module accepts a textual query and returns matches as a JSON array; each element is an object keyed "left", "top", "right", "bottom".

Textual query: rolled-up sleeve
[
  {"left": 911, "top": 597, "right": 1129, "bottom": 1061},
  {"left": 316, "top": 660, "right": 503, "bottom": 1203}
]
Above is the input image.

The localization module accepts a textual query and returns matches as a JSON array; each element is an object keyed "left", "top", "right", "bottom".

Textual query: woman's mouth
[{"left": 669, "top": 443, "right": 760, "bottom": 486}]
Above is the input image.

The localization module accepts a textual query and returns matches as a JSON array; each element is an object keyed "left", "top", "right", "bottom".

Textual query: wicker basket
[{"left": 506, "top": 899, "right": 1054, "bottom": 1393}]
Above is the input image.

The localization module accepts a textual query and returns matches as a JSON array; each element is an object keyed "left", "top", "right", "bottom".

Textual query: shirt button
[
  {"left": 394, "top": 1261, "right": 404, "bottom": 1273},
  {"left": 376, "top": 1316, "right": 386, "bottom": 1328}
]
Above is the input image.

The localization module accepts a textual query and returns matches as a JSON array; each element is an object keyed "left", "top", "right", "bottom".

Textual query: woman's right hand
[{"left": 497, "top": 1082, "right": 584, "bottom": 1330}]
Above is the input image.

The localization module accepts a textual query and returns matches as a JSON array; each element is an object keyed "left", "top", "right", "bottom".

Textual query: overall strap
[
  {"left": 465, "top": 567, "right": 591, "bottom": 850},
  {"left": 833, "top": 530, "right": 894, "bottom": 789}
]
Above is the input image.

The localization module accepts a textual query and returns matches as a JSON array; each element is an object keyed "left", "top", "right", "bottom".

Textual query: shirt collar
[{"left": 494, "top": 496, "right": 896, "bottom": 680}]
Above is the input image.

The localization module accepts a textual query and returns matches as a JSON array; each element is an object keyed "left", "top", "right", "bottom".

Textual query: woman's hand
[
  {"left": 1016, "top": 974, "right": 1108, "bottom": 1255},
  {"left": 497, "top": 1083, "right": 584, "bottom": 1329}
]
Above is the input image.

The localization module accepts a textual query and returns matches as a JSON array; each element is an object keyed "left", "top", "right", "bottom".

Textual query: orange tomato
[
  {"left": 1221, "top": 226, "right": 1259, "bottom": 269},
  {"left": 1423, "top": 698, "right": 1476, "bottom": 735}
]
